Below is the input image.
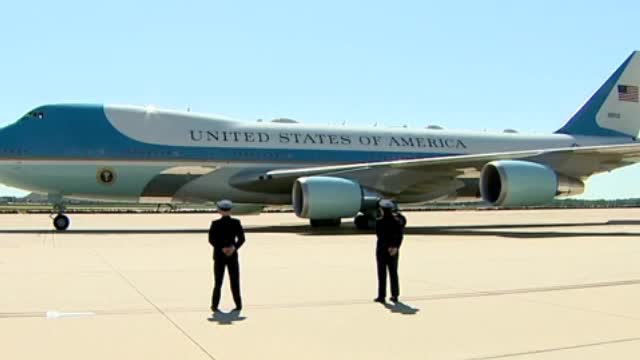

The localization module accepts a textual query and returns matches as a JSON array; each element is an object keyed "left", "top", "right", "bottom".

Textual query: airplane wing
[{"left": 230, "top": 143, "right": 640, "bottom": 196}]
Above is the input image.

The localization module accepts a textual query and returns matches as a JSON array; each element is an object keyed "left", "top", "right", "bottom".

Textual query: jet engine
[
  {"left": 480, "top": 160, "right": 584, "bottom": 207},
  {"left": 293, "top": 176, "right": 375, "bottom": 219}
]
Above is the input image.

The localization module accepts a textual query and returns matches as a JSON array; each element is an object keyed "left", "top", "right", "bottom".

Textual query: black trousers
[
  {"left": 376, "top": 252, "right": 399, "bottom": 299},
  {"left": 211, "top": 255, "right": 242, "bottom": 309}
]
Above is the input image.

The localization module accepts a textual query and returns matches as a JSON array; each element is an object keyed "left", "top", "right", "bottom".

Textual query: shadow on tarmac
[
  {"left": 241, "top": 220, "right": 640, "bottom": 238},
  {"left": 207, "top": 310, "right": 247, "bottom": 325},
  {"left": 2, "top": 220, "right": 640, "bottom": 238},
  {"left": 382, "top": 301, "right": 420, "bottom": 315},
  {"left": 0, "top": 229, "right": 208, "bottom": 234}
]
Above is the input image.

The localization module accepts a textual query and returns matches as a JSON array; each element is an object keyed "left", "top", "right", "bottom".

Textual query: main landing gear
[
  {"left": 309, "top": 218, "right": 342, "bottom": 227},
  {"left": 308, "top": 210, "right": 407, "bottom": 231},
  {"left": 354, "top": 213, "right": 376, "bottom": 230},
  {"left": 354, "top": 211, "right": 407, "bottom": 230},
  {"left": 51, "top": 203, "right": 70, "bottom": 231}
]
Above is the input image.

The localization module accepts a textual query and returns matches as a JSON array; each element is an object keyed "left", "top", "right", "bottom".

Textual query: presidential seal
[{"left": 97, "top": 168, "right": 116, "bottom": 185}]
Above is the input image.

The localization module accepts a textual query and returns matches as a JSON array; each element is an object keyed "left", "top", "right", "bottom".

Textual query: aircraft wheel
[
  {"left": 354, "top": 214, "right": 376, "bottom": 230},
  {"left": 53, "top": 214, "right": 70, "bottom": 231},
  {"left": 310, "top": 218, "right": 341, "bottom": 227}
]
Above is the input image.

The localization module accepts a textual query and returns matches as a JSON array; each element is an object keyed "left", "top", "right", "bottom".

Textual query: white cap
[
  {"left": 379, "top": 199, "right": 395, "bottom": 209},
  {"left": 216, "top": 199, "right": 233, "bottom": 211}
]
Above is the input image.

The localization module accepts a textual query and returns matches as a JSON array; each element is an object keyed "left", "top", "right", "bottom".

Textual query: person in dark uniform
[
  {"left": 209, "top": 200, "right": 246, "bottom": 313},
  {"left": 374, "top": 199, "right": 404, "bottom": 303}
]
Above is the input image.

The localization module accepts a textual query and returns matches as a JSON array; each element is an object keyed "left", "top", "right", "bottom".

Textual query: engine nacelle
[
  {"left": 480, "top": 160, "right": 584, "bottom": 207},
  {"left": 293, "top": 176, "right": 364, "bottom": 219}
]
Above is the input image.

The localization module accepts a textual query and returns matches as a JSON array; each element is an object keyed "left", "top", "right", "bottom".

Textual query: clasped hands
[
  {"left": 222, "top": 246, "right": 236, "bottom": 257},
  {"left": 388, "top": 247, "right": 398, "bottom": 256}
]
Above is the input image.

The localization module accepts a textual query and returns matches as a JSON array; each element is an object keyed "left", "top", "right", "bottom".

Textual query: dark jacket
[
  {"left": 375, "top": 213, "right": 403, "bottom": 253},
  {"left": 208, "top": 216, "right": 245, "bottom": 259}
]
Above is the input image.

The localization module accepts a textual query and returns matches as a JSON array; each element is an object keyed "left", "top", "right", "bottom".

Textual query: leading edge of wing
[
  {"left": 263, "top": 142, "right": 640, "bottom": 180},
  {"left": 263, "top": 150, "right": 544, "bottom": 179}
]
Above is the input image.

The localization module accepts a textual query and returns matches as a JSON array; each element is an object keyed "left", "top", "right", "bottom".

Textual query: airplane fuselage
[{"left": 0, "top": 104, "right": 630, "bottom": 204}]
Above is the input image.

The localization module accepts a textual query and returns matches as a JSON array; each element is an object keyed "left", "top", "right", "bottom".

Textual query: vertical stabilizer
[{"left": 556, "top": 51, "right": 640, "bottom": 139}]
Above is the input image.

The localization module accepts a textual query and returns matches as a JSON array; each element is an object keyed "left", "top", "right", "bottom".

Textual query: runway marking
[
  {"left": 464, "top": 336, "right": 640, "bottom": 359},
  {"left": 1, "top": 278, "right": 638, "bottom": 319},
  {"left": 45, "top": 310, "right": 96, "bottom": 319}
]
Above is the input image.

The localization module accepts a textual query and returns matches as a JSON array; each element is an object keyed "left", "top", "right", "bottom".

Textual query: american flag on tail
[{"left": 618, "top": 84, "right": 639, "bottom": 102}]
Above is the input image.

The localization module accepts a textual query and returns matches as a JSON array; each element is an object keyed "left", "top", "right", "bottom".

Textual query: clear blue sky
[{"left": 0, "top": 1, "right": 639, "bottom": 199}]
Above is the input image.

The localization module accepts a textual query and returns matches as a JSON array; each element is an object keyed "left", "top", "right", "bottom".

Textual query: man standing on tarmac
[
  {"left": 209, "top": 200, "right": 245, "bottom": 313},
  {"left": 374, "top": 199, "right": 404, "bottom": 303}
]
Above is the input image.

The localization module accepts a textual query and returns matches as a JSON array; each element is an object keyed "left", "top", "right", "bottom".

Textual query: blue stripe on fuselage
[{"left": 0, "top": 104, "right": 457, "bottom": 163}]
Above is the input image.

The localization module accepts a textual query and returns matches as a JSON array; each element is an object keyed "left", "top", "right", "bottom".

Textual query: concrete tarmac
[{"left": 0, "top": 209, "right": 639, "bottom": 359}]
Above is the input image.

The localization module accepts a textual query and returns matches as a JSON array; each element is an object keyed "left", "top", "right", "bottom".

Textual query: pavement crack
[
  {"left": 2, "top": 278, "right": 639, "bottom": 320},
  {"left": 94, "top": 252, "right": 217, "bottom": 360},
  {"left": 464, "top": 336, "right": 640, "bottom": 359}
]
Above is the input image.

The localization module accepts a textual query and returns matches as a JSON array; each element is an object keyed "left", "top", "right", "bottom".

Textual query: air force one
[{"left": 2, "top": 52, "right": 640, "bottom": 230}]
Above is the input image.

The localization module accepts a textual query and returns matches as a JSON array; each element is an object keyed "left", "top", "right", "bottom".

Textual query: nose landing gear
[
  {"left": 50, "top": 203, "right": 70, "bottom": 231},
  {"left": 52, "top": 213, "right": 70, "bottom": 231}
]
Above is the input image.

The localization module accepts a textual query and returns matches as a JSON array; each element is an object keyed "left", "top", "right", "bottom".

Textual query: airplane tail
[{"left": 556, "top": 51, "right": 640, "bottom": 139}]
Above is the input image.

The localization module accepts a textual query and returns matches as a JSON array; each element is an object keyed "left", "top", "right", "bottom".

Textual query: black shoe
[
  {"left": 389, "top": 296, "right": 399, "bottom": 303},
  {"left": 373, "top": 297, "right": 385, "bottom": 303}
]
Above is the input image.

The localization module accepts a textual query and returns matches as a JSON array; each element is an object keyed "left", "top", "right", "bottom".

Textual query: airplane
[{"left": 1, "top": 51, "right": 640, "bottom": 231}]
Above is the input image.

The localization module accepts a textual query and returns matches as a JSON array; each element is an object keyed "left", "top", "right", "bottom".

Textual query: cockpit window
[{"left": 27, "top": 111, "right": 44, "bottom": 119}]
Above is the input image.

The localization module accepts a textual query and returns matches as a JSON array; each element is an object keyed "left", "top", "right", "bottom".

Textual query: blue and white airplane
[{"left": 2, "top": 52, "right": 640, "bottom": 230}]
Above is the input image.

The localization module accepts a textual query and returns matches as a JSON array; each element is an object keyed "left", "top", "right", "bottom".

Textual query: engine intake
[
  {"left": 293, "top": 176, "right": 365, "bottom": 219},
  {"left": 480, "top": 160, "right": 584, "bottom": 207}
]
